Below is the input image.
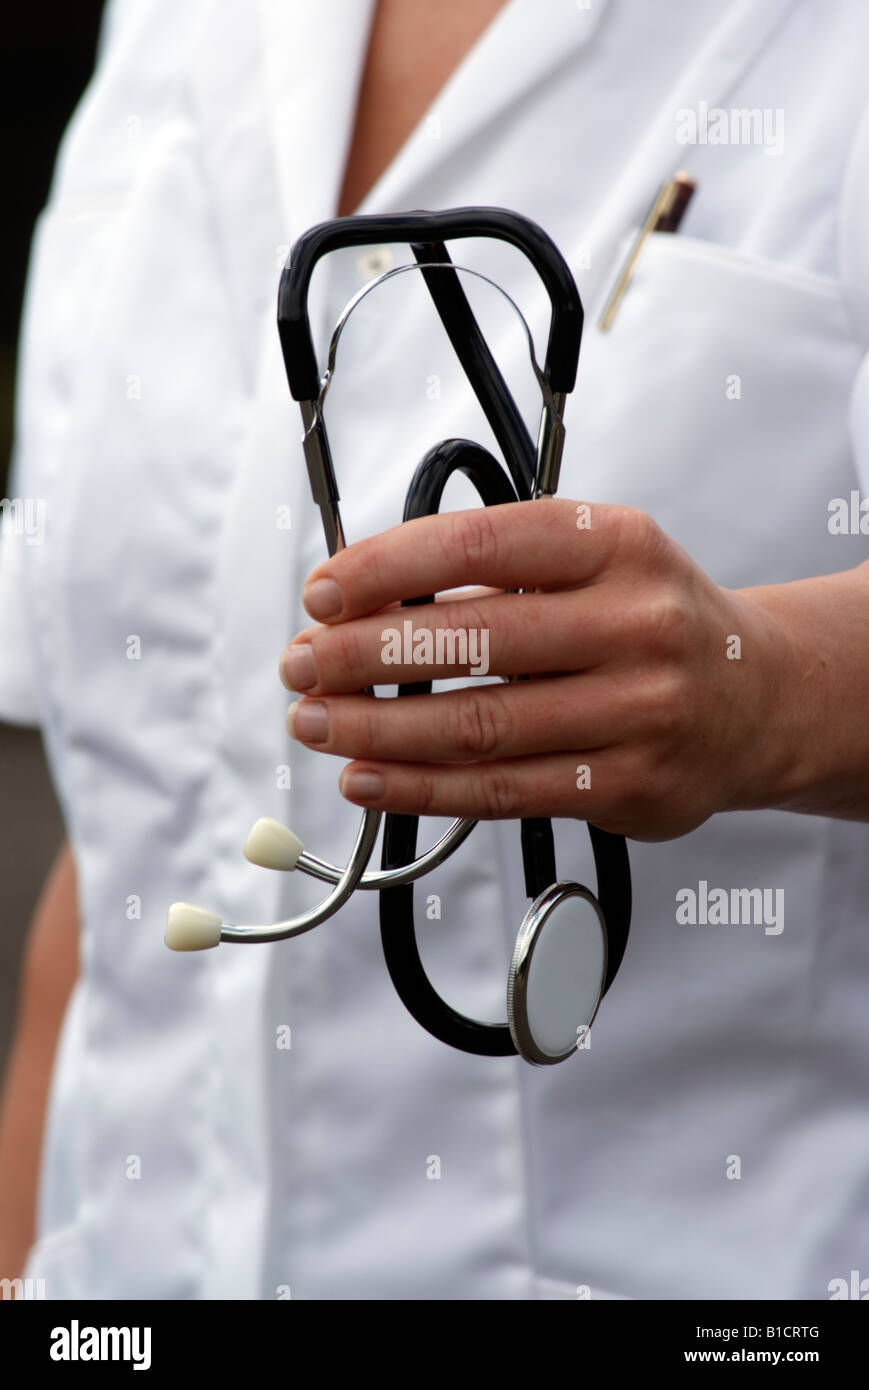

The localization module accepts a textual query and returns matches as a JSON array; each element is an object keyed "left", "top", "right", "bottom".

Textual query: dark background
[{"left": 0, "top": 2, "right": 105, "bottom": 1066}]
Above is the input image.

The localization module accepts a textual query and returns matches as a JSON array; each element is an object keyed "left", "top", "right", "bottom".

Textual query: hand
[{"left": 279, "top": 500, "right": 803, "bottom": 841}]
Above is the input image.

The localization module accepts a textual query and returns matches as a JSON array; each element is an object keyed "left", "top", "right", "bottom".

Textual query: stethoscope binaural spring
[{"left": 165, "top": 207, "right": 631, "bottom": 1066}]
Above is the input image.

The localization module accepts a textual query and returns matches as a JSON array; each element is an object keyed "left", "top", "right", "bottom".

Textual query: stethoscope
[{"left": 166, "top": 207, "right": 631, "bottom": 1065}]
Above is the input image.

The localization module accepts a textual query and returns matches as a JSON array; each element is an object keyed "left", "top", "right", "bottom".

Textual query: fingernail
[
  {"left": 283, "top": 643, "right": 316, "bottom": 691},
  {"left": 287, "top": 699, "right": 329, "bottom": 743},
  {"left": 303, "top": 578, "right": 343, "bottom": 620},
  {"left": 339, "top": 769, "right": 385, "bottom": 802}
]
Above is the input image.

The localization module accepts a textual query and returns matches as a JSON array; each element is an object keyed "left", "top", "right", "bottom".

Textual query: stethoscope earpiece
[
  {"left": 243, "top": 817, "right": 305, "bottom": 871},
  {"left": 165, "top": 902, "right": 222, "bottom": 952},
  {"left": 507, "top": 883, "right": 608, "bottom": 1065}
]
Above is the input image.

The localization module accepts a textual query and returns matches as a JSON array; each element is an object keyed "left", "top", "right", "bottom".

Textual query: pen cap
[{"left": 655, "top": 173, "right": 696, "bottom": 234}]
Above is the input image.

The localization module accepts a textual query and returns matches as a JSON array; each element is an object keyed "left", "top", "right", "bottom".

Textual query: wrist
[
  {"left": 728, "top": 567, "right": 869, "bottom": 818},
  {"left": 723, "top": 584, "right": 824, "bottom": 814}
]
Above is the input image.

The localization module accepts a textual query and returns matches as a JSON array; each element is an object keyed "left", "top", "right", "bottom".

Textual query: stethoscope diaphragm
[{"left": 507, "top": 882, "right": 608, "bottom": 1064}]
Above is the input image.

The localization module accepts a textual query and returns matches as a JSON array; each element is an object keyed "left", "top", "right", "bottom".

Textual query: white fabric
[{"left": 4, "top": 0, "right": 869, "bottom": 1298}]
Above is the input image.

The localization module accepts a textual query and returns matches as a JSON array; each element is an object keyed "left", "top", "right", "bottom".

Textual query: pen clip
[{"left": 598, "top": 172, "right": 696, "bottom": 332}]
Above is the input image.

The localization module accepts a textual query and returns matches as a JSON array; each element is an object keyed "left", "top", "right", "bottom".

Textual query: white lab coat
[{"left": 3, "top": 0, "right": 869, "bottom": 1299}]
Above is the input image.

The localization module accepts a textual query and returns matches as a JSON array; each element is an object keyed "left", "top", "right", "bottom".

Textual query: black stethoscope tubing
[{"left": 278, "top": 208, "right": 631, "bottom": 1058}]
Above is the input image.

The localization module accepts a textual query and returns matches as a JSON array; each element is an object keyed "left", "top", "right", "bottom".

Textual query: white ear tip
[
  {"left": 165, "top": 902, "right": 222, "bottom": 951},
  {"left": 243, "top": 818, "right": 305, "bottom": 871}
]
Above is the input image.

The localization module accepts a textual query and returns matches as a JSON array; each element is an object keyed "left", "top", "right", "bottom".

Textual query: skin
[
  {"left": 337, "top": 0, "right": 508, "bottom": 215},
  {"left": 281, "top": 501, "right": 869, "bottom": 835},
  {"left": 0, "top": 844, "right": 79, "bottom": 1285}
]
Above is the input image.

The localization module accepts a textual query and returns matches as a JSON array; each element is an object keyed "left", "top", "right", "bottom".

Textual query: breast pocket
[{"left": 569, "top": 232, "right": 867, "bottom": 588}]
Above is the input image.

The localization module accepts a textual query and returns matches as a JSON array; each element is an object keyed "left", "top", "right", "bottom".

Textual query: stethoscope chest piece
[{"left": 507, "top": 882, "right": 608, "bottom": 1065}]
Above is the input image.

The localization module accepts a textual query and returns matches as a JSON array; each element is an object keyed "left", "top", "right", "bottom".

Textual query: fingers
[
  {"left": 334, "top": 750, "right": 621, "bottom": 823},
  {"left": 281, "top": 587, "right": 637, "bottom": 694},
  {"left": 300, "top": 500, "right": 638, "bottom": 623},
  {"left": 334, "top": 749, "right": 711, "bottom": 841},
  {"left": 286, "top": 673, "right": 631, "bottom": 763}
]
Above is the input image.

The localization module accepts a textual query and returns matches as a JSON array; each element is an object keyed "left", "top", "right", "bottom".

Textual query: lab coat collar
[
  {"left": 256, "top": 0, "right": 377, "bottom": 242},
  {"left": 257, "top": 0, "right": 799, "bottom": 270},
  {"left": 256, "top": 0, "right": 612, "bottom": 237}
]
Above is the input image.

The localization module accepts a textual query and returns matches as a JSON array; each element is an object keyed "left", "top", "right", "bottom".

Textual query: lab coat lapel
[
  {"left": 583, "top": 0, "right": 800, "bottom": 257},
  {"left": 256, "top": 0, "right": 376, "bottom": 239},
  {"left": 257, "top": 0, "right": 613, "bottom": 230},
  {"left": 352, "top": 0, "right": 612, "bottom": 214},
  {"left": 346, "top": 0, "right": 799, "bottom": 244}
]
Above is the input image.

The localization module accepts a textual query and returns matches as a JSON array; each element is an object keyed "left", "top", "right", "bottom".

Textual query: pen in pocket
[{"left": 598, "top": 171, "right": 697, "bottom": 331}]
